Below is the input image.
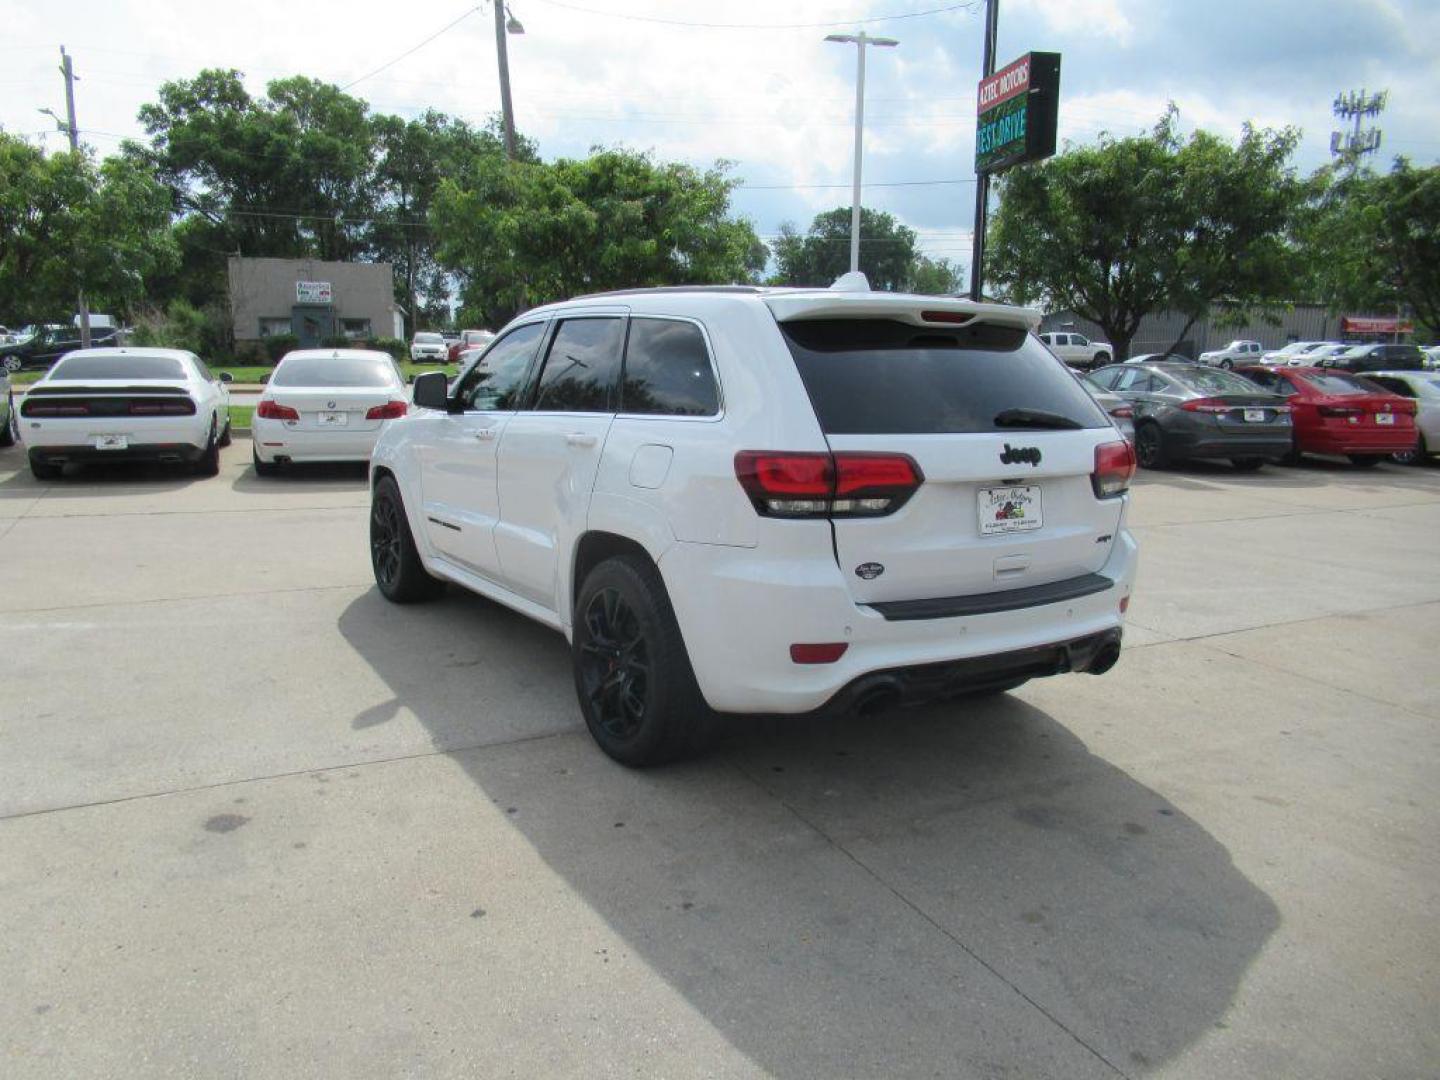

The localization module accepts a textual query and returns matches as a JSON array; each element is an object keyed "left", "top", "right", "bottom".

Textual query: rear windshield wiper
[{"left": 993, "top": 408, "right": 1083, "bottom": 430}]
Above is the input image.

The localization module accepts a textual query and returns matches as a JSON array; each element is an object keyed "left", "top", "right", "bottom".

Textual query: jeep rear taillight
[
  {"left": 1092, "top": 440, "right": 1136, "bottom": 499},
  {"left": 734, "top": 451, "right": 922, "bottom": 519}
]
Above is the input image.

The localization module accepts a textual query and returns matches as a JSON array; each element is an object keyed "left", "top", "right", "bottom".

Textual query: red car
[
  {"left": 446, "top": 329, "right": 494, "bottom": 364},
  {"left": 1238, "top": 366, "right": 1418, "bottom": 465}
]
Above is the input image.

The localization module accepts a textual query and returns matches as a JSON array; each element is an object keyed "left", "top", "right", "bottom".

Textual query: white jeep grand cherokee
[{"left": 369, "top": 280, "right": 1138, "bottom": 765}]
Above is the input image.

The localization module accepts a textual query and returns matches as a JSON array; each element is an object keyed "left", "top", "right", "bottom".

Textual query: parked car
[
  {"left": 0, "top": 364, "right": 14, "bottom": 447},
  {"left": 0, "top": 323, "right": 120, "bottom": 372},
  {"left": 1316, "top": 342, "right": 1425, "bottom": 373},
  {"left": 19, "top": 347, "right": 232, "bottom": 480},
  {"left": 409, "top": 332, "right": 449, "bottom": 363},
  {"left": 1237, "top": 365, "right": 1417, "bottom": 466},
  {"left": 1422, "top": 346, "right": 1440, "bottom": 370},
  {"left": 1079, "top": 372, "right": 1135, "bottom": 444},
  {"left": 1089, "top": 361, "right": 1292, "bottom": 470},
  {"left": 1300, "top": 343, "right": 1353, "bottom": 367},
  {"left": 447, "top": 329, "right": 494, "bottom": 364},
  {"left": 1126, "top": 352, "right": 1193, "bottom": 365},
  {"left": 1037, "top": 330, "right": 1112, "bottom": 370},
  {"left": 252, "top": 349, "right": 409, "bottom": 475},
  {"left": 1197, "top": 340, "right": 1265, "bottom": 369},
  {"left": 369, "top": 282, "right": 1138, "bottom": 765},
  {"left": 1261, "top": 341, "right": 1332, "bottom": 364},
  {"left": 1349, "top": 370, "right": 1440, "bottom": 465}
]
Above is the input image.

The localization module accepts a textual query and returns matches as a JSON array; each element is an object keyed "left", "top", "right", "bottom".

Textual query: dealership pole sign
[{"left": 975, "top": 52, "right": 1061, "bottom": 174}]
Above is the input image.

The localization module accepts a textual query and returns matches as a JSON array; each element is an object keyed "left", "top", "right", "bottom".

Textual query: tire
[
  {"left": 252, "top": 442, "right": 281, "bottom": 477},
  {"left": 572, "top": 555, "right": 715, "bottom": 767},
  {"left": 1219, "top": 359, "right": 1233, "bottom": 371},
  {"left": 1392, "top": 435, "right": 1425, "bottom": 466},
  {"left": 217, "top": 414, "right": 232, "bottom": 448},
  {"left": 1135, "top": 422, "right": 1168, "bottom": 469},
  {"left": 2, "top": 356, "right": 20, "bottom": 374},
  {"left": 1347, "top": 454, "right": 1383, "bottom": 468},
  {"left": 370, "top": 475, "right": 445, "bottom": 603},
  {"left": 1093, "top": 352, "right": 1110, "bottom": 368},
  {"left": 193, "top": 419, "right": 220, "bottom": 477},
  {"left": 29, "top": 455, "right": 61, "bottom": 481},
  {"left": 0, "top": 394, "right": 15, "bottom": 448},
  {"left": 1230, "top": 457, "right": 1266, "bottom": 472}
]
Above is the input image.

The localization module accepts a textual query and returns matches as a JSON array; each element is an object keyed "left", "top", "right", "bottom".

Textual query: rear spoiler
[
  {"left": 762, "top": 292, "right": 1041, "bottom": 332},
  {"left": 27, "top": 384, "right": 190, "bottom": 396}
]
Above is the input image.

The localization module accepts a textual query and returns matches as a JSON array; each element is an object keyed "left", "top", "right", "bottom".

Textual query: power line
[
  {"left": 340, "top": 5, "right": 483, "bottom": 91},
  {"left": 529, "top": 0, "right": 980, "bottom": 30}
]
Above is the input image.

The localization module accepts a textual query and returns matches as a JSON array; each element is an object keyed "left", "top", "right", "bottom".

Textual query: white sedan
[
  {"left": 252, "top": 349, "right": 409, "bottom": 475},
  {"left": 20, "top": 347, "right": 231, "bottom": 480},
  {"left": 1362, "top": 370, "right": 1440, "bottom": 464}
]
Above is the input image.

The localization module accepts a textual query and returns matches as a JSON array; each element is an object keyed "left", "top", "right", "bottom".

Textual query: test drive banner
[{"left": 975, "top": 52, "right": 1061, "bottom": 175}]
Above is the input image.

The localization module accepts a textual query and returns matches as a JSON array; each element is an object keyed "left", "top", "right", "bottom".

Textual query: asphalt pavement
[{"left": 1, "top": 440, "right": 1437, "bottom": 1078}]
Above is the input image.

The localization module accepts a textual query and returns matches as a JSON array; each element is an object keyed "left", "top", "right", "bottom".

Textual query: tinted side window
[
  {"left": 458, "top": 322, "right": 545, "bottom": 410},
  {"left": 621, "top": 318, "right": 719, "bottom": 417},
  {"left": 529, "top": 317, "right": 624, "bottom": 413},
  {"left": 1090, "top": 366, "right": 1124, "bottom": 390}
]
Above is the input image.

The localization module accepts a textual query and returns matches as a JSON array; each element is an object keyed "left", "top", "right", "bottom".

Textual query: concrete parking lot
[{"left": 1, "top": 438, "right": 1437, "bottom": 1079}]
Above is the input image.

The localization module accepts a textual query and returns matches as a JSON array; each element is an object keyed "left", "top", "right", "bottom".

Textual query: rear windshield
[
  {"left": 50, "top": 355, "right": 186, "bottom": 381},
  {"left": 780, "top": 320, "right": 1107, "bottom": 434},
  {"left": 1169, "top": 367, "right": 1271, "bottom": 395},
  {"left": 273, "top": 356, "right": 397, "bottom": 387},
  {"left": 1303, "top": 373, "right": 1383, "bottom": 396}
]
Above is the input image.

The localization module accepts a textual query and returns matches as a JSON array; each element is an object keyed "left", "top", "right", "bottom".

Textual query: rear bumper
[
  {"left": 1168, "top": 429, "right": 1293, "bottom": 460},
  {"left": 252, "top": 417, "right": 383, "bottom": 462},
  {"left": 661, "top": 526, "right": 1139, "bottom": 714},
  {"left": 1299, "top": 429, "right": 1417, "bottom": 455},
  {"left": 29, "top": 443, "right": 204, "bottom": 466}
]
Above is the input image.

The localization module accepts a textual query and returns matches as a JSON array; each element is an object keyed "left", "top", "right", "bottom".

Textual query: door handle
[
  {"left": 565, "top": 433, "right": 598, "bottom": 447},
  {"left": 473, "top": 429, "right": 497, "bottom": 441}
]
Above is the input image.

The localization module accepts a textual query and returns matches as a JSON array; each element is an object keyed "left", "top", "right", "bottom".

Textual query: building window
[
  {"left": 259, "top": 317, "right": 291, "bottom": 337},
  {"left": 341, "top": 318, "right": 372, "bottom": 339}
]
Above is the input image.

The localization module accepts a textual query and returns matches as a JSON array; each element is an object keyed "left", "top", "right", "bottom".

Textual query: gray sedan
[{"left": 1089, "top": 362, "right": 1292, "bottom": 470}]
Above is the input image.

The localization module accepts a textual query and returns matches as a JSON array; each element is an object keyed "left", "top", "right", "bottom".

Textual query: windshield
[
  {"left": 413, "top": 333, "right": 443, "bottom": 344},
  {"left": 781, "top": 319, "right": 1108, "bottom": 434},
  {"left": 49, "top": 354, "right": 187, "bottom": 381},
  {"left": 273, "top": 356, "right": 398, "bottom": 387},
  {"left": 1169, "top": 367, "right": 1272, "bottom": 396}
]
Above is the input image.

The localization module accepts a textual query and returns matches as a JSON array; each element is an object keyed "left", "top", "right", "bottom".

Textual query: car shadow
[
  {"left": 0, "top": 455, "right": 205, "bottom": 496},
  {"left": 336, "top": 588, "right": 1279, "bottom": 1076},
  {"left": 230, "top": 461, "right": 369, "bottom": 493},
  {"left": 1136, "top": 455, "right": 1439, "bottom": 492}
]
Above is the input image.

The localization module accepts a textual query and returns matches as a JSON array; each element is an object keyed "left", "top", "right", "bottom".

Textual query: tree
[
  {"left": 986, "top": 110, "right": 1306, "bottom": 359},
  {"left": 770, "top": 206, "right": 919, "bottom": 290},
  {"left": 1306, "top": 160, "right": 1440, "bottom": 336},
  {"left": 0, "top": 133, "right": 176, "bottom": 320},
  {"left": 908, "top": 255, "right": 963, "bottom": 295},
  {"left": 432, "top": 148, "right": 767, "bottom": 328}
]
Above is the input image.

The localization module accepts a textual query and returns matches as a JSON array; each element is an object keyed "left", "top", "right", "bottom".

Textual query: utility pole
[
  {"left": 968, "top": 0, "right": 999, "bottom": 302},
  {"left": 60, "top": 45, "right": 92, "bottom": 348},
  {"left": 493, "top": 2, "right": 524, "bottom": 159},
  {"left": 825, "top": 31, "right": 899, "bottom": 275}
]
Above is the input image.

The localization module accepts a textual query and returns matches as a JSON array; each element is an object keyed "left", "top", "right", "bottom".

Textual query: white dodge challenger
[{"left": 20, "top": 347, "right": 232, "bottom": 480}]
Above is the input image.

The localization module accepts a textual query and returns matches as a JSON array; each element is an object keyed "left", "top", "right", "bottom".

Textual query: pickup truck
[
  {"left": 1197, "top": 340, "right": 1264, "bottom": 369},
  {"left": 0, "top": 324, "right": 119, "bottom": 372},
  {"left": 1037, "top": 331, "right": 1112, "bottom": 370}
]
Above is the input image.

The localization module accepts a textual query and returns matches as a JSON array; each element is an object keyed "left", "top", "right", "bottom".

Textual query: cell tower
[{"left": 1331, "top": 89, "right": 1387, "bottom": 164}]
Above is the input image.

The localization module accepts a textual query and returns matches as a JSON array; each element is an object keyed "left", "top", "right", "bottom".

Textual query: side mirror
[
  {"left": 412, "top": 370, "right": 450, "bottom": 411},
  {"left": 219, "top": 371, "right": 234, "bottom": 383}
]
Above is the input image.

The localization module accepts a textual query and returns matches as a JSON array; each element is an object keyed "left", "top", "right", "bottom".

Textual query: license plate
[
  {"left": 1375, "top": 412, "right": 1395, "bottom": 425},
  {"left": 979, "top": 485, "right": 1042, "bottom": 535},
  {"left": 1243, "top": 409, "right": 1267, "bottom": 423},
  {"left": 318, "top": 411, "right": 348, "bottom": 427},
  {"left": 93, "top": 434, "right": 128, "bottom": 450}
]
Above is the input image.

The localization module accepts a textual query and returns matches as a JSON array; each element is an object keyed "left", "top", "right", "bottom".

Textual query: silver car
[
  {"left": 1362, "top": 370, "right": 1440, "bottom": 464},
  {"left": 1080, "top": 372, "right": 1135, "bottom": 445}
]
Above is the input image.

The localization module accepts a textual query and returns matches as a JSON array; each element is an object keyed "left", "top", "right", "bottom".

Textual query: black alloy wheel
[
  {"left": 1135, "top": 423, "right": 1167, "bottom": 469},
  {"left": 578, "top": 587, "right": 650, "bottom": 742},
  {"left": 194, "top": 418, "right": 221, "bottom": 476},
  {"left": 369, "top": 476, "right": 444, "bottom": 602},
  {"left": 1391, "top": 435, "right": 1425, "bottom": 466}
]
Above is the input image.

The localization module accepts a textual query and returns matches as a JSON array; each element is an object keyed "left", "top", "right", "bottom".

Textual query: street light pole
[
  {"left": 493, "top": 2, "right": 524, "bottom": 159},
  {"left": 825, "top": 32, "right": 898, "bottom": 276},
  {"left": 59, "top": 45, "right": 92, "bottom": 348}
]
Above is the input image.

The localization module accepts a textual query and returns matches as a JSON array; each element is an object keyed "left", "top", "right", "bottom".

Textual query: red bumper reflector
[
  {"left": 1119, "top": 595, "right": 1130, "bottom": 613},
  {"left": 789, "top": 643, "right": 849, "bottom": 664}
]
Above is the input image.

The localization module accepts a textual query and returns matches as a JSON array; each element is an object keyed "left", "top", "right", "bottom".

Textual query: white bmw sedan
[
  {"left": 252, "top": 349, "right": 408, "bottom": 475},
  {"left": 20, "top": 347, "right": 231, "bottom": 480}
]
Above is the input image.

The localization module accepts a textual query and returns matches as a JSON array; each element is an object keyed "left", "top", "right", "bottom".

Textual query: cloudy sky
[{"left": 5, "top": 0, "right": 1438, "bottom": 274}]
